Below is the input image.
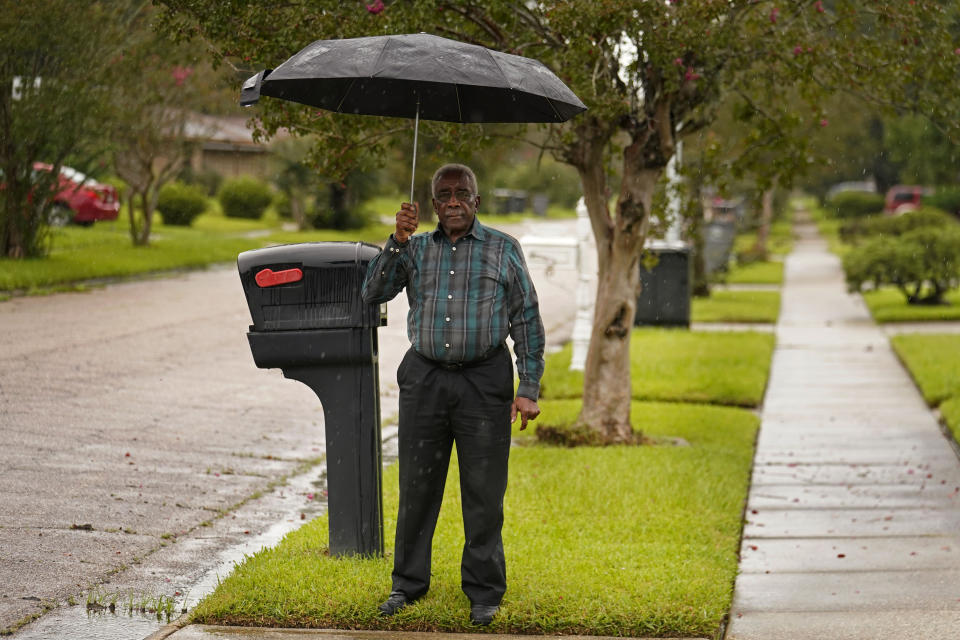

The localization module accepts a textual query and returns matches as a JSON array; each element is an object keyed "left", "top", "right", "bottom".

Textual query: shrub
[
  {"left": 843, "top": 226, "right": 960, "bottom": 305},
  {"left": 273, "top": 192, "right": 293, "bottom": 220},
  {"left": 218, "top": 176, "right": 273, "bottom": 219},
  {"left": 157, "top": 181, "right": 208, "bottom": 226},
  {"left": 927, "top": 187, "right": 960, "bottom": 217},
  {"left": 826, "top": 191, "right": 885, "bottom": 219},
  {"left": 177, "top": 165, "right": 224, "bottom": 197},
  {"left": 310, "top": 204, "right": 368, "bottom": 230},
  {"left": 838, "top": 207, "right": 957, "bottom": 244}
]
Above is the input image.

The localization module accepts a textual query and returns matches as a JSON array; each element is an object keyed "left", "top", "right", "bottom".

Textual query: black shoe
[
  {"left": 378, "top": 591, "right": 413, "bottom": 616},
  {"left": 469, "top": 603, "right": 499, "bottom": 626}
]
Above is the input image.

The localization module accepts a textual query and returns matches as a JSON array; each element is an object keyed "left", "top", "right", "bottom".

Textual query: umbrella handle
[{"left": 410, "top": 97, "right": 419, "bottom": 205}]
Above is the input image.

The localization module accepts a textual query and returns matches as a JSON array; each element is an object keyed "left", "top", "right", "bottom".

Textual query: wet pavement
[
  {"left": 0, "top": 217, "right": 579, "bottom": 639},
  {"left": 725, "top": 213, "right": 960, "bottom": 639}
]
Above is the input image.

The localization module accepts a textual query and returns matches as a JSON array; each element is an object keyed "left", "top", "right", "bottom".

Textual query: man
[{"left": 361, "top": 163, "right": 544, "bottom": 626}]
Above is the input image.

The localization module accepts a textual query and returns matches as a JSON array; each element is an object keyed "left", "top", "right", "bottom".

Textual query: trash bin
[
  {"left": 703, "top": 220, "right": 736, "bottom": 274},
  {"left": 238, "top": 241, "right": 387, "bottom": 556},
  {"left": 635, "top": 240, "right": 692, "bottom": 328}
]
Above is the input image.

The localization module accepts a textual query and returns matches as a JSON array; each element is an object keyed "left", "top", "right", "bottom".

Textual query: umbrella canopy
[
  {"left": 241, "top": 33, "right": 586, "bottom": 201},
  {"left": 240, "top": 33, "right": 586, "bottom": 124}
]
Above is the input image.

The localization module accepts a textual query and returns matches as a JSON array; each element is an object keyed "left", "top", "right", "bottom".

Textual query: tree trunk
[
  {"left": 574, "top": 142, "right": 662, "bottom": 443},
  {"left": 752, "top": 187, "right": 775, "bottom": 260},
  {"left": 688, "top": 179, "right": 710, "bottom": 297},
  {"left": 128, "top": 191, "right": 142, "bottom": 245},
  {"left": 290, "top": 193, "right": 308, "bottom": 230}
]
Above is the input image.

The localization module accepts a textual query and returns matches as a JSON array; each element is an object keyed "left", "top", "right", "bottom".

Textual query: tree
[
  {"left": 160, "top": 0, "right": 960, "bottom": 444},
  {"left": 0, "top": 0, "right": 134, "bottom": 257},
  {"left": 108, "top": 7, "right": 228, "bottom": 246},
  {"left": 885, "top": 114, "right": 960, "bottom": 186}
]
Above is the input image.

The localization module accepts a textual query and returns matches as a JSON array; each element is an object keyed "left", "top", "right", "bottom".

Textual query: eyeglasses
[{"left": 435, "top": 189, "right": 476, "bottom": 203}]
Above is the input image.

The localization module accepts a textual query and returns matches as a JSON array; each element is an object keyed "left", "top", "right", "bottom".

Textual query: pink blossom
[
  {"left": 673, "top": 57, "right": 683, "bottom": 66},
  {"left": 819, "top": 118, "right": 829, "bottom": 127},
  {"left": 770, "top": 7, "right": 780, "bottom": 23},
  {"left": 366, "top": 0, "right": 384, "bottom": 14},
  {"left": 955, "top": 48, "right": 960, "bottom": 55},
  {"left": 171, "top": 66, "right": 193, "bottom": 87},
  {"left": 684, "top": 67, "right": 701, "bottom": 81},
  {"left": 306, "top": 493, "right": 314, "bottom": 500},
  {"left": 814, "top": 0, "right": 824, "bottom": 13},
  {"left": 793, "top": 46, "right": 803, "bottom": 56}
]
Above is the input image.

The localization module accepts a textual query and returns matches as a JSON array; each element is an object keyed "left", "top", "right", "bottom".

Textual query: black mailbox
[{"left": 238, "top": 241, "right": 386, "bottom": 557}]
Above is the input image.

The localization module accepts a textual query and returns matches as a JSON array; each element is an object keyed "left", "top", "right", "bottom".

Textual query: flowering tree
[
  {"left": 160, "top": 0, "right": 959, "bottom": 444},
  {"left": 108, "top": 6, "right": 230, "bottom": 246}
]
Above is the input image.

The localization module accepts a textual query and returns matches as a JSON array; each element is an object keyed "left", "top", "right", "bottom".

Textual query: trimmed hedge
[
  {"left": 826, "top": 191, "right": 885, "bottom": 219},
  {"left": 157, "top": 181, "right": 208, "bottom": 226},
  {"left": 843, "top": 226, "right": 960, "bottom": 305},
  {"left": 927, "top": 187, "right": 960, "bottom": 216},
  {"left": 218, "top": 176, "right": 273, "bottom": 220},
  {"left": 838, "top": 207, "right": 957, "bottom": 244}
]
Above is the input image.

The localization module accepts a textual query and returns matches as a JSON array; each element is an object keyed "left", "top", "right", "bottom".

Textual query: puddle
[{"left": 12, "top": 431, "right": 399, "bottom": 640}]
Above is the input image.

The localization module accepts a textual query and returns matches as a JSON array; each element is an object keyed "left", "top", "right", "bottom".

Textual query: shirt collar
[{"left": 431, "top": 217, "right": 486, "bottom": 243}]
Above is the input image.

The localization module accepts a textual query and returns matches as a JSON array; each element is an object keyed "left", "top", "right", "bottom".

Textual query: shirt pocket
[{"left": 467, "top": 268, "right": 503, "bottom": 303}]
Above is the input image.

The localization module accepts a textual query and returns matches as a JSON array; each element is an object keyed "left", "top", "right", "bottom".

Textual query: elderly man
[{"left": 361, "top": 163, "right": 544, "bottom": 626}]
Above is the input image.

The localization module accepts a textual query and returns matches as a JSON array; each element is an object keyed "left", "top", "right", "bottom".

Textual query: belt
[{"left": 418, "top": 344, "right": 505, "bottom": 371}]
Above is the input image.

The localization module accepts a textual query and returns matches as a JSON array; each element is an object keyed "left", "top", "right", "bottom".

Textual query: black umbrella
[{"left": 241, "top": 33, "right": 586, "bottom": 201}]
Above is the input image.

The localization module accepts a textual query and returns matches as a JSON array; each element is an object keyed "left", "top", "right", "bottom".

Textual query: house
[{"left": 182, "top": 112, "right": 288, "bottom": 179}]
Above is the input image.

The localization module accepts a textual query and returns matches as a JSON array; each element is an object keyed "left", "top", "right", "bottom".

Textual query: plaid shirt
[{"left": 362, "top": 218, "right": 545, "bottom": 401}]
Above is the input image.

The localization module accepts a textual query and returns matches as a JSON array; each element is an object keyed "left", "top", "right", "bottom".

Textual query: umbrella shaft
[{"left": 410, "top": 100, "right": 419, "bottom": 204}]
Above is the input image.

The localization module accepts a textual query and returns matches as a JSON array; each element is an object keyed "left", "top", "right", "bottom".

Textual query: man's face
[{"left": 433, "top": 170, "right": 479, "bottom": 241}]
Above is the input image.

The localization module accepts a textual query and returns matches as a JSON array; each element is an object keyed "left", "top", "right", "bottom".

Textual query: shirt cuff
[
  {"left": 516, "top": 380, "right": 540, "bottom": 402},
  {"left": 388, "top": 234, "right": 409, "bottom": 248}
]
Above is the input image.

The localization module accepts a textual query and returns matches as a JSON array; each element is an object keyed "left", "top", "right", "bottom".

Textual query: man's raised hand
[{"left": 394, "top": 202, "right": 419, "bottom": 243}]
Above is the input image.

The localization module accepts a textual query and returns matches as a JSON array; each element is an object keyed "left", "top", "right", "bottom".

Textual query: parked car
[
  {"left": 884, "top": 185, "right": 932, "bottom": 215},
  {"left": 33, "top": 162, "right": 120, "bottom": 226}
]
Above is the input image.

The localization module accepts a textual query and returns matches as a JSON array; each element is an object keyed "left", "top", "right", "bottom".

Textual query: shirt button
[
  {"left": 445, "top": 317, "right": 451, "bottom": 322},
  {"left": 447, "top": 294, "right": 452, "bottom": 299},
  {"left": 444, "top": 343, "right": 450, "bottom": 348},
  {"left": 452, "top": 247, "right": 457, "bottom": 251},
  {"left": 450, "top": 270, "right": 455, "bottom": 275}
]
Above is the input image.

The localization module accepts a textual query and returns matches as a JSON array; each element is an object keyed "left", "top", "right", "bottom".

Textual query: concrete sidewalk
[{"left": 725, "top": 213, "right": 960, "bottom": 638}]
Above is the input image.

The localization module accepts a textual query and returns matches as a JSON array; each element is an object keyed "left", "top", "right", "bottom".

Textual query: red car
[
  {"left": 884, "top": 185, "right": 932, "bottom": 215},
  {"left": 33, "top": 162, "right": 120, "bottom": 226}
]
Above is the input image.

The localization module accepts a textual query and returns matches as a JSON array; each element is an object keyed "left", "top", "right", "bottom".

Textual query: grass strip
[
  {"left": 540, "top": 328, "right": 774, "bottom": 407},
  {"left": 190, "top": 399, "right": 759, "bottom": 637},
  {"left": 940, "top": 397, "right": 960, "bottom": 444},
  {"left": 692, "top": 290, "right": 781, "bottom": 324},
  {"left": 891, "top": 334, "right": 960, "bottom": 406},
  {"left": 862, "top": 288, "right": 960, "bottom": 323},
  {"left": 724, "top": 261, "right": 783, "bottom": 285}
]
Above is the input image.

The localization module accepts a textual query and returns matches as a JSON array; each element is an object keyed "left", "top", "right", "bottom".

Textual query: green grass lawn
[
  {"left": 861, "top": 288, "right": 960, "bottom": 323},
  {"left": 733, "top": 219, "right": 794, "bottom": 257},
  {"left": 0, "top": 198, "right": 572, "bottom": 295},
  {"left": 722, "top": 260, "right": 784, "bottom": 285},
  {"left": 0, "top": 210, "right": 395, "bottom": 293},
  {"left": 692, "top": 290, "right": 781, "bottom": 324},
  {"left": 891, "top": 334, "right": 960, "bottom": 406},
  {"left": 540, "top": 329, "right": 774, "bottom": 407},
  {"left": 190, "top": 399, "right": 759, "bottom": 637}
]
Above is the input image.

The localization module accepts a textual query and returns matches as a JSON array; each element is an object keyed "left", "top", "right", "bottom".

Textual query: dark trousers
[{"left": 391, "top": 346, "right": 514, "bottom": 606}]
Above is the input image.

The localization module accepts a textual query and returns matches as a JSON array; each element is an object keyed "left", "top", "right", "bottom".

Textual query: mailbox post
[{"left": 238, "top": 242, "right": 386, "bottom": 557}]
